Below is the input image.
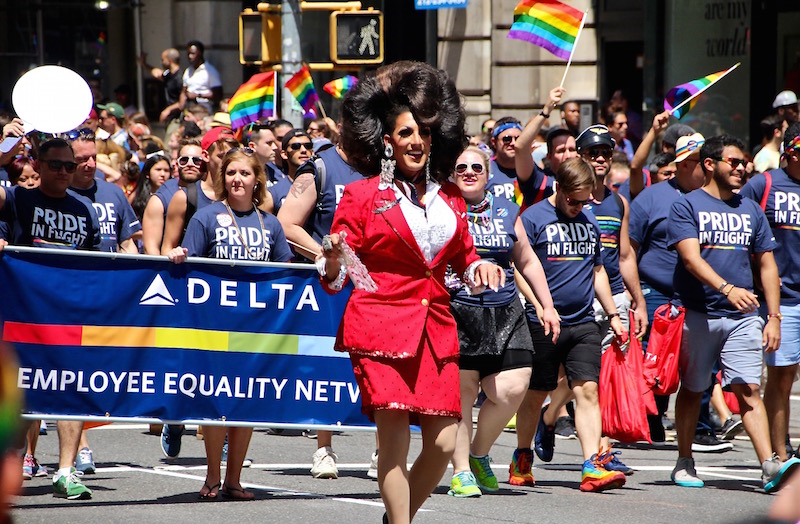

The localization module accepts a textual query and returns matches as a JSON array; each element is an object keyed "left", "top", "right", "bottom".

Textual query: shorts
[
  {"left": 527, "top": 320, "right": 602, "bottom": 391},
  {"left": 763, "top": 302, "right": 800, "bottom": 367},
  {"left": 679, "top": 309, "right": 764, "bottom": 393},
  {"left": 452, "top": 299, "right": 532, "bottom": 358},
  {"left": 460, "top": 349, "right": 533, "bottom": 380},
  {"left": 593, "top": 291, "right": 631, "bottom": 351}
]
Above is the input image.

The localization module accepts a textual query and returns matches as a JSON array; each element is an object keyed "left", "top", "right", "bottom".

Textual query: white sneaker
[
  {"left": 311, "top": 446, "right": 338, "bottom": 479},
  {"left": 367, "top": 450, "right": 378, "bottom": 479}
]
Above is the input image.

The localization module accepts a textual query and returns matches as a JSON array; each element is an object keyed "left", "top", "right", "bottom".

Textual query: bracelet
[
  {"left": 607, "top": 312, "right": 620, "bottom": 319},
  {"left": 722, "top": 284, "right": 734, "bottom": 297},
  {"left": 539, "top": 110, "right": 550, "bottom": 118},
  {"left": 768, "top": 312, "right": 783, "bottom": 321},
  {"left": 327, "top": 263, "right": 348, "bottom": 291},
  {"left": 717, "top": 281, "right": 728, "bottom": 293}
]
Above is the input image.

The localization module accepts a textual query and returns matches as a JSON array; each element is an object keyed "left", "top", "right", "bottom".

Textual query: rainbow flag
[
  {"left": 664, "top": 63, "right": 740, "bottom": 119},
  {"left": 228, "top": 71, "right": 275, "bottom": 130},
  {"left": 508, "top": 0, "right": 584, "bottom": 60},
  {"left": 285, "top": 66, "right": 319, "bottom": 117},
  {"left": 323, "top": 75, "right": 359, "bottom": 99}
]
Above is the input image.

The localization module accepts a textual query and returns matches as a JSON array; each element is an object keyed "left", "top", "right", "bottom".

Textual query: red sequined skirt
[{"left": 349, "top": 333, "right": 461, "bottom": 424}]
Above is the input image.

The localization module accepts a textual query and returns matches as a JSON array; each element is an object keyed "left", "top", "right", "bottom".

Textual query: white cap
[{"left": 773, "top": 90, "right": 798, "bottom": 109}]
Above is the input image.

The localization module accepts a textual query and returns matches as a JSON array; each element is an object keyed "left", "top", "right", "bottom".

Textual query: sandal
[
  {"left": 198, "top": 481, "right": 221, "bottom": 500},
  {"left": 221, "top": 483, "right": 255, "bottom": 501}
]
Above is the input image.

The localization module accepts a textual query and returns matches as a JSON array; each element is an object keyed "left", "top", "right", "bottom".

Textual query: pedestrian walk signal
[{"left": 330, "top": 10, "right": 384, "bottom": 65}]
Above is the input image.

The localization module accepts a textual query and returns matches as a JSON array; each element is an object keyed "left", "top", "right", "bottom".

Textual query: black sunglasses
[
  {"left": 455, "top": 162, "right": 485, "bottom": 175},
  {"left": 583, "top": 148, "right": 612, "bottom": 160},
  {"left": 714, "top": 156, "right": 748, "bottom": 170},
  {"left": 288, "top": 142, "right": 313, "bottom": 151},
  {"left": 564, "top": 194, "right": 591, "bottom": 207},
  {"left": 500, "top": 135, "right": 519, "bottom": 145},
  {"left": 45, "top": 159, "right": 78, "bottom": 173}
]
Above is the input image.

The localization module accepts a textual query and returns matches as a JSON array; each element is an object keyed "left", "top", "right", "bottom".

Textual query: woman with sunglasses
[
  {"left": 446, "top": 145, "right": 559, "bottom": 497},
  {"left": 318, "top": 61, "right": 505, "bottom": 524},
  {"left": 167, "top": 148, "right": 292, "bottom": 501}
]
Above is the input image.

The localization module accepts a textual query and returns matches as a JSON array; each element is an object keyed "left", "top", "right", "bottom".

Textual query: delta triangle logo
[{"left": 139, "top": 274, "right": 177, "bottom": 306}]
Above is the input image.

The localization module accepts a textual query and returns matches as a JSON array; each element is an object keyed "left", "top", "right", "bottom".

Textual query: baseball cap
[
  {"left": 97, "top": 102, "right": 124, "bottom": 120},
  {"left": 201, "top": 126, "right": 235, "bottom": 151},
  {"left": 773, "top": 90, "right": 798, "bottom": 109},
  {"left": 663, "top": 123, "right": 695, "bottom": 147},
  {"left": 674, "top": 132, "right": 705, "bottom": 162},
  {"left": 575, "top": 124, "right": 615, "bottom": 151}
]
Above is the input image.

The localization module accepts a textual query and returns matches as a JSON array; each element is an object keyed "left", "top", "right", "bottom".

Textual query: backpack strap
[
  {"left": 612, "top": 190, "right": 624, "bottom": 216},
  {"left": 313, "top": 156, "right": 327, "bottom": 211},
  {"left": 760, "top": 171, "right": 772, "bottom": 211},
  {"left": 183, "top": 182, "right": 199, "bottom": 237}
]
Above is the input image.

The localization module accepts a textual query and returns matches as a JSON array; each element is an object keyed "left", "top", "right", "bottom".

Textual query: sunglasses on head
[
  {"left": 288, "top": 142, "right": 313, "bottom": 151},
  {"left": 225, "top": 146, "right": 256, "bottom": 157},
  {"left": 564, "top": 194, "right": 592, "bottom": 207},
  {"left": 583, "top": 147, "right": 612, "bottom": 160},
  {"left": 500, "top": 135, "right": 519, "bottom": 145},
  {"left": 60, "top": 128, "right": 96, "bottom": 141},
  {"left": 455, "top": 162, "right": 485, "bottom": 175},
  {"left": 177, "top": 156, "right": 203, "bottom": 167},
  {"left": 45, "top": 159, "right": 78, "bottom": 173}
]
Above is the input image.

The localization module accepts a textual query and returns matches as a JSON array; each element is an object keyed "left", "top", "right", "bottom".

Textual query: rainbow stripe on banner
[
  {"left": 323, "top": 75, "right": 358, "bottom": 99},
  {"left": 228, "top": 71, "right": 275, "bottom": 130},
  {"left": 508, "top": 0, "right": 584, "bottom": 60},
  {"left": 285, "top": 66, "right": 319, "bottom": 117},
  {"left": 664, "top": 64, "right": 740, "bottom": 119}
]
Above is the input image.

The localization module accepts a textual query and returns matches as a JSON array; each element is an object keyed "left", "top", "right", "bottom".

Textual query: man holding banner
[{"left": 0, "top": 138, "right": 99, "bottom": 500}]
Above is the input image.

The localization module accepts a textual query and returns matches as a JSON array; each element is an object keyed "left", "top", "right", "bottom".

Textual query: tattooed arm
[{"left": 277, "top": 173, "right": 322, "bottom": 259}]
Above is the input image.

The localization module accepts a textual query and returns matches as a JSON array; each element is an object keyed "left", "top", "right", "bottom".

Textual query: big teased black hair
[{"left": 340, "top": 61, "right": 467, "bottom": 184}]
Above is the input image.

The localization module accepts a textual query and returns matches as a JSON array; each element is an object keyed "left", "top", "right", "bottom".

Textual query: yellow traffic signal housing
[
  {"left": 329, "top": 10, "right": 383, "bottom": 65},
  {"left": 239, "top": 9, "right": 281, "bottom": 65}
]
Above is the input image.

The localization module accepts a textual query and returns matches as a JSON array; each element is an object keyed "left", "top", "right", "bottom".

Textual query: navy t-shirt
[
  {"left": 268, "top": 176, "right": 293, "bottom": 214},
  {"left": 452, "top": 194, "right": 519, "bottom": 307},
  {"left": 521, "top": 199, "right": 603, "bottom": 325},
  {"left": 183, "top": 201, "right": 293, "bottom": 262},
  {"left": 584, "top": 189, "right": 625, "bottom": 295},
  {"left": 71, "top": 179, "right": 141, "bottom": 252},
  {"left": 0, "top": 168, "right": 10, "bottom": 188},
  {"left": 629, "top": 177, "right": 688, "bottom": 296},
  {"left": 517, "top": 164, "right": 555, "bottom": 211},
  {"left": 668, "top": 189, "right": 776, "bottom": 317},
  {"left": 0, "top": 186, "right": 100, "bottom": 250},
  {"left": 304, "top": 147, "right": 363, "bottom": 243},
  {"left": 487, "top": 160, "right": 517, "bottom": 202},
  {"left": 740, "top": 169, "right": 800, "bottom": 305},
  {"left": 154, "top": 178, "right": 180, "bottom": 217},
  {"left": 266, "top": 163, "right": 286, "bottom": 187}
]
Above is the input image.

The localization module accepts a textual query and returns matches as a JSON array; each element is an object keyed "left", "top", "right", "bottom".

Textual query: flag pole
[
  {"left": 668, "top": 62, "right": 741, "bottom": 116},
  {"left": 559, "top": 11, "right": 587, "bottom": 89},
  {"left": 315, "top": 99, "right": 328, "bottom": 119}
]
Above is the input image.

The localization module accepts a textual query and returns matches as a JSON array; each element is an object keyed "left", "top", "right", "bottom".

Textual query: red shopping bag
[
  {"left": 600, "top": 317, "right": 653, "bottom": 443},
  {"left": 642, "top": 303, "right": 685, "bottom": 396},
  {"left": 628, "top": 329, "right": 658, "bottom": 416},
  {"left": 715, "top": 370, "right": 741, "bottom": 414}
]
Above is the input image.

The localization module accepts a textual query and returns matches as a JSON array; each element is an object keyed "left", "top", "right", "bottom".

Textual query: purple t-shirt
[
  {"left": 668, "top": 189, "right": 776, "bottom": 317},
  {"left": 71, "top": 179, "right": 141, "bottom": 252},
  {"left": 520, "top": 199, "right": 603, "bottom": 325},
  {"left": 740, "top": 169, "right": 800, "bottom": 305},
  {"left": 183, "top": 201, "right": 292, "bottom": 262}
]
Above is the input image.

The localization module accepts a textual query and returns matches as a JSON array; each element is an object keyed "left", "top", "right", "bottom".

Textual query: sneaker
[
  {"left": 310, "top": 446, "right": 338, "bottom": 479},
  {"left": 763, "top": 454, "right": 800, "bottom": 493},
  {"left": 709, "top": 411, "right": 723, "bottom": 432},
  {"left": 75, "top": 447, "right": 95, "bottom": 474},
  {"left": 580, "top": 454, "right": 626, "bottom": 492},
  {"left": 719, "top": 418, "right": 744, "bottom": 441},
  {"left": 33, "top": 457, "right": 48, "bottom": 477},
  {"left": 39, "top": 423, "right": 47, "bottom": 435},
  {"left": 447, "top": 471, "right": 482, "bottom": 497},
  {"left": 367, "top": 450, "right": 378, "bottom": 479},
  {"left": 161, "top": 424, "right": 183, "bottom": 458},
  {"left": 469, "top": 454, "right": 499, "bottom": 492},
  {"left": 662, "top": 415, "right": 676, "bottom": 431},
  {"left": 554, "top": 416, "right": 577, "bottom": 440},
  {"left": 786, "top": 434, "right": 795, "bottom": 458},
  {"left": 22, "top": 454, "right": 35, "bottom": 480},
  {"left": 671, "top": 457, "right": 704, "bottom": 488},
  {"left": 508, "top": 448, "right": 535, "bottom": 487},
  {"left": 534, "top": 406, "right": 556, "bottom": 462},
  {"left": 600, "top": 449, "right": 634, "bottom": 476},
  {"left": 692, "top": 433, "right": 733, "bottom": 453},
  {"left": 53, "top": 468, "right": 92, "bottom": 500}
]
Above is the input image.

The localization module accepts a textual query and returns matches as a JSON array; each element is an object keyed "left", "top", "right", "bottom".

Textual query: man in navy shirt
[
  {"left": 740, "top": 122, "right": 800, "bottom": 462},
  {"left": 487, "top": 117, "right": 522, "bottom": 201},
  {"left": 667, "top": 134, "right": 800, "bottom": 492}
]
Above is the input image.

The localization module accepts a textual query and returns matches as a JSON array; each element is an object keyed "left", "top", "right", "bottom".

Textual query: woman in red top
[{"left": 318, "top": 62, "right": 504, "bottom": 523}]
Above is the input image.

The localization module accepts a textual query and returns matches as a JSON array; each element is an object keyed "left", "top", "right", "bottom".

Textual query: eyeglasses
[
  {"left": 500, "top": 135, "right": 519, "bottom": 145},
  {"left": 714, "top": 156, "right": 748, "bottom": 169},
  {"left": 177, "top": 156, "right": 203, "bottom": 167},
  {"left": 44, "top": 159, "right": 78, "bottom": 173},
  {"left": 225, "top": 147, "right": 256, "bottom": 157},
  {"left": 582, "top": 148, "right": 612, "bottom": 160},
  {"left": 455, "top": 162, "right": 485, "bottom": 175},
  {"left": 564, "top": 194, "right": 592, "bottom": 207},
  {"left": 288, "top": 142, "right": 313, "bottom": 151}
]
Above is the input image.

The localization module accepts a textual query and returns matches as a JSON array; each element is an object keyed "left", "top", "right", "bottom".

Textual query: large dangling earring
[
  {"left": 380, "top": 143, "right": 395, "bottom": 187},
  {"left": 425, "top": 150, "right": 432, "bottom": 183}
]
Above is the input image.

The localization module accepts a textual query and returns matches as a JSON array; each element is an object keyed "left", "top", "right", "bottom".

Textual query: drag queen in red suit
[{"left": 317, "top": 62, "right": 504, "bottom": 524}]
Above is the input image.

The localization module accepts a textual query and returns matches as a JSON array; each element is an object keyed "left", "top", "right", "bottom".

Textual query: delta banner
[{"left": 0, "top": 247, "right": 372, "bottom": 429}]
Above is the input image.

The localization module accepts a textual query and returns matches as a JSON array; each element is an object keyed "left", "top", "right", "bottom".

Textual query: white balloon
[{"left": 12, "top": 65, "right": 93, "bottom": 134}]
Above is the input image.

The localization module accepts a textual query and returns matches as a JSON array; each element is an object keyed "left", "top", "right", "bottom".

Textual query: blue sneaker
[
  {"left": 600, "top": 449, "right": 634, "bottom": 476},
  {"left": 534, "top": 405, "right": 555, "bottom": 462},
  {"left": 75, "top": 447, "right": 95, "bottom": 474},
  {"left": 671, "top": 457, "right": 704, "bottom": 488},
  {"left": 763, "top": 454, "right": 800, "bottom": 493},
  {"left": 161, "top": 424, "right": 184, "bottom": 458}
]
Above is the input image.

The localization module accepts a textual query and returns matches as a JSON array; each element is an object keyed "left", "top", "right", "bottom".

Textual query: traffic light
[
  {"left": 329, "top": 10, "right": 384, "bottom": 65},
  {"left": 238, "top": 8, "right": 281, "bottom": 65}
]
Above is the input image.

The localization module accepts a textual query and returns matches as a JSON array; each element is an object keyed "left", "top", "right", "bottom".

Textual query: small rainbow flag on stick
[
  {"left": 227, "top": 71, "right": 275, "bottom": 130},
  {"left": 323, "top": 75, "right": 359, "bottom": 99},
  {"left": 285, "top": 66, "right": 319, "bottom": 117},
  {"left": 664, "top": 63, "right": 740, "bottom": 119},
  {"left": 508, "top": 0, "right": 584, "bottom": 60}
]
